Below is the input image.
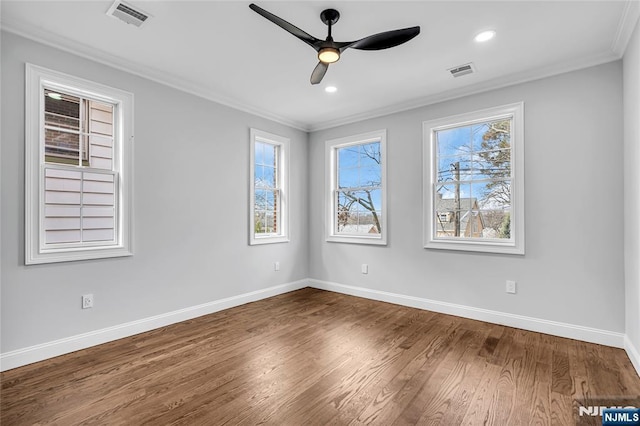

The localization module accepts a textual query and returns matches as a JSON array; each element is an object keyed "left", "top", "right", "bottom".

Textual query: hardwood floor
[{"left": 2, "top": 288, "right": 639, "bottom": 425}]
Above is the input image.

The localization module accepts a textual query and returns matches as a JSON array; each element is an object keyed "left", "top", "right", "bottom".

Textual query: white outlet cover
[
  {"left": 361, "top": 264, "right": 368, "bottom": 274},
  {"left": 82, "top": 294, "right": 94, "bottom": 309}
]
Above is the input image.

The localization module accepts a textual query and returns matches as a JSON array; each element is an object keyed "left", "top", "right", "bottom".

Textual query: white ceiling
[{"left": 2, "top": 1, "right": 638, "bottom": 131}]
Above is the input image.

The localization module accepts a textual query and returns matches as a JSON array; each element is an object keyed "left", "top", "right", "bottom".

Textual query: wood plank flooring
[{"left": 2, "top": 288, "right": 639, "bottom": 425}]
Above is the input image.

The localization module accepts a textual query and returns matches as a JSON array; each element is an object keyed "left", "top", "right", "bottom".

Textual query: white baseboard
[
  {"left": 308, "top": 279, "right": 626, "bottom": 349},
  {"left": 0, "top": 280, "right": 308, "bottom": 372},
  {"left": 625, "top": 335, "right": 640, "bottom": 377},
  {"left": 2, "top": 278, "right": 633, "bottom": 374}
]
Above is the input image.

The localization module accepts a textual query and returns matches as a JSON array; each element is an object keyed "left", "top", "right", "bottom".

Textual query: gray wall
[
  {"left": 624, "top": 19, "right": 640, "bottom": 358},
  {"left": 1, "top": 32, "right": 309, "bottom": 353},
  {"left": 309, "top": 61, "right": 625, "bottom": 333},
  {"left": 0, "top": 29, "right": 632, "bottom": 360}
]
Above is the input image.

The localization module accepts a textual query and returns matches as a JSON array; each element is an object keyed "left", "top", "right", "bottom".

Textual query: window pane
[
  {"left": 437, "top": 157, "right": 472, "bottom": 182},
  {"left": 255, "top": 166, "right": 276, "bottom": 189},
  {"left": 338, "top": 145, "right": 359, "bottom": 169},
  {"left": 354, "top": 189, "right": 381, "bottom": 212},
  {"left": 263, "top": 143, "right": 276, "bottom": 167},
  {"left": 336, "top": 191, "right": 356, "bottom": 232},
  {"left": 437, "top": 127, "right": 472, "bottom": 158},
  {"left": 478, "top": 120, "right": 511, "bottom": 151},
  {"left": 88, "top": 135, "right": 113, "bottom": 170},
  {"left": 336, "top": 189, "right": 382, "bottom": 234},
  {"left": 472, "top": 180, "right": 511, "bottom": 210},
  {"left": 254, "top": 211, "right": 266, "bottom": 234},
  {"left": 338, "top": 167, "right": 359, "bottom": 189},
  {"left": 88, "top": 101, "right": 113, "bottom": 137},
  {"left": 337, "top": 141, "right": 382, "bottom": 189},
  {"left": 359, "top": 165, "right": 380, "bottom": 187},
  {"left": 255, "top": 165, "right": 265, "bottom": 188},
  {"left": 45, "top": 129, "right": 81, "bottom": 165},
  {"left": 475, "top": 149, "right": 511, "bottom": 179},
  {"left": 266, "top": 211, "right": 277, "bottom": 233},
  {"left": 358, "top": 211, "right": 381, "bottom": 234},
  {"left": 254, "top": 189, "right": 267, "bottom": 210},
  {"left": 435, "top": 183, "right": 463, "bottom": 202},
  {"left": 265, "top": 190, "right": 277, "bottom": 211},
  {"left": 263, "top": 166, "right": 276, "bottom": 188},
  {"left": 480, "top": 209, "right": 512, "bottom": 239},
  {"left": 337, "top": 191, "right": 357, "bottom": 213},
  {"left": 255, "top": 142, "right": 265, "bottom": 166},
  {"left": 359, "top": 142, "right": 381, "bottom": 167},
  {"left": 44, "top": 89, "right": 80, "bottom": 131}
]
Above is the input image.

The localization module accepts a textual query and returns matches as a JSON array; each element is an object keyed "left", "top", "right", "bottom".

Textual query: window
[
  {"left": 326, "top": 130, "right": 387, "bottom": 245},
  {"left": 249, "top": 129, "right": 289, "bottom": 245},
  {"left": 25, "top": 64, "right": 133, "bottom": 264},
  {"left": 423, "top": 103, "right": 524, "bottom": 254}
]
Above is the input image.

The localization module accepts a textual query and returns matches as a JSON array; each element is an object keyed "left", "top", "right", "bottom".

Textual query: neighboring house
[{"left": 435, "top": 196, "right": 485, "bottom": 238}]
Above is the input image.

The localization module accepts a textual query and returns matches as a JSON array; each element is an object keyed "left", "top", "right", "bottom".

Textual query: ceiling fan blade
[
  {"left": 340, "top": 26, "right": 421, "bottom": 51},
  {"left": 310, "top": 62, "right": 329, "bottom": 85},
  {"left": 249, "top": 3, "right": 321, "bottom": 51}
]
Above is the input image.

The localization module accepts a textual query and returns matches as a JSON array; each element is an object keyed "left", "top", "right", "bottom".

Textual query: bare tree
[{"left": 337, "top": 143, "right": 382, "bottom": 233}]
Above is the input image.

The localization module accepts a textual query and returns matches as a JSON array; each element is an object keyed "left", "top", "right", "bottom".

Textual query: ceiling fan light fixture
[{"left": 318, "top": 47, "right": 340, "bottom": 64}]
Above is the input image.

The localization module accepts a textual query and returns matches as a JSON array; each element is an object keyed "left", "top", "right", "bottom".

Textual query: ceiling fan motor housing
[{"left": 320, "top": 9, "right": 340, "bottom": 26}]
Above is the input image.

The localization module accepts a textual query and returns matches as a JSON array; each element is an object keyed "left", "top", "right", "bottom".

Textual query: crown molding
[
  {"left": 1, "top": 5, "right": 631, "bottom": 135},
  {"left": 0, "top": 20, "right": 310, "bottom": 132},
  {"left": 308, "top": 50, "right": 620, "bottom": 132},
  {"left": 612, "top": 0, "right": 640, "bottom": 57}
]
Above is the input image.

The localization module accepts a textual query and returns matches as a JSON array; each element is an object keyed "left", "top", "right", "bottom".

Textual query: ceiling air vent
[
  {"left": 106, "top": 1, "right": 151, "bottom": 27},
  {"left": 448, "top": 63, "right": 475, "bottom": 78}
]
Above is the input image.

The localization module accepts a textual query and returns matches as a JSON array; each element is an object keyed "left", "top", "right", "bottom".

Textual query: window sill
[
  {"left": 327, "top": 235, "right": 387, "bottom": 246},
  {"left": 250, "top": 236, "right": 290, "bottom": 246},
  {"left": 26, "top": 245, "right": 133, "bottom": 265},
  {"left": 424, "top": 239, "right": 524, "bottom": 255}
]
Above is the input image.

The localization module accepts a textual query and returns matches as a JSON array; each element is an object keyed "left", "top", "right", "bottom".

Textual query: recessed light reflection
[
  {"left": 325, "top": 86, "right": 337, "bottom": 93},
  {"left": 474, "top": 30, "right": 496, "bottom": 43}
]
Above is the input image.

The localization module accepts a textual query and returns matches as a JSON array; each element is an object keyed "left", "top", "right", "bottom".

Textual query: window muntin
[
  {"left": 25, "top": 64, "right": 133, "bottom": 264},
  {"left": 249, "top": 129, "right": 289, "bottom": 245},
  {"left": 424, "top": 103, "right": 524, "bottom": 254},
  {"left": 326, "top": 130, "right": 387, "bottom": 245}
]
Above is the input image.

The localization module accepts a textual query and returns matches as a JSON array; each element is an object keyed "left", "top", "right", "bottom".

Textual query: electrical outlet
[
  {"left": 361, "top": 264, "right": 368, "bottom": 274},
  {"left": 82, "top": 294, "right": 94, "bottom": 309},
  {"left": 274, "top": 261, "right": 280, "bottom": 272},
  {"left": 506, "top": 281, "right": 517, "bottom": 294}
]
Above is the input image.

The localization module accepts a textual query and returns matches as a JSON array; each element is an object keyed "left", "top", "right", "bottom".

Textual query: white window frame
[
  {"left": 326, "top": 129, "right": 387, "bottom": 245},
  {"left": 423, "top": 102, "right": 524, "bottom": 254},
  {"left": 25, "top": 64, "right": 134, "bottom": 264},
  {"left": 249, "top": 128, "right": 289, "bottom": 245}
]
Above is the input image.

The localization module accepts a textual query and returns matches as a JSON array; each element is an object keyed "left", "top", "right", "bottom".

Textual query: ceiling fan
[{"left": 249, "top": 3, "right": 421, "bottom": 85}]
